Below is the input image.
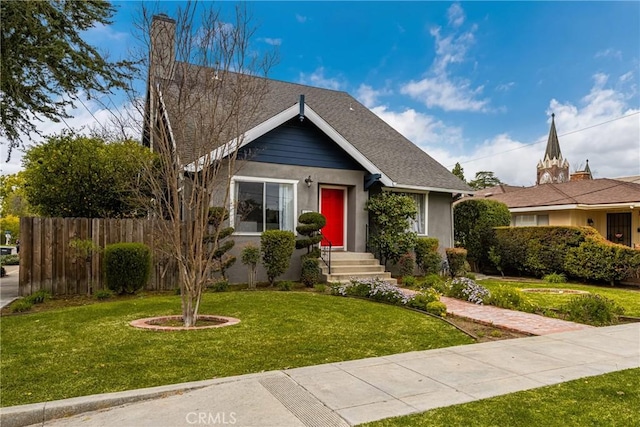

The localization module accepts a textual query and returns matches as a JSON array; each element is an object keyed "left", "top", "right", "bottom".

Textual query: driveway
[{"left": 1, "top": 265, "right": 20, "bottom": 308}]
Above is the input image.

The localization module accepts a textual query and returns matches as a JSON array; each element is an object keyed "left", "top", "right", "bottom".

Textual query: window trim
[{"left": 230, "top": 175, "right": 299, "bottom": 236}]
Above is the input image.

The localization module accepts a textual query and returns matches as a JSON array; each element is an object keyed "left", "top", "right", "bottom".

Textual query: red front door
[{"left": 320, "top": 187, "right": 345, "bottom": 248}]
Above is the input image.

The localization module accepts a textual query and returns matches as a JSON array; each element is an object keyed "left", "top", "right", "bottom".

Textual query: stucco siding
[
  {"left": 427, "top": 192, "right": 454, "bottom": 250},
  {"left": 213, "top": 161, "right": 368, "bottom": 284}
]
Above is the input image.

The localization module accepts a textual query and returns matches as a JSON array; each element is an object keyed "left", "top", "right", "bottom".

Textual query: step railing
[{"left": 320, "top": 235, "right": 332, "bottom": 274}]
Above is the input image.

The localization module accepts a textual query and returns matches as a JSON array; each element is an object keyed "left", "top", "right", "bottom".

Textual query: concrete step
[
  {"left": 320, "top": 264, "right": 385, "bottom": 274},
  {"left": 325, "top": 252, "right": 375, "bottom": 260},
  {"left": 324, "top": 259, "right": 381, "bottom": 267},
  {"left": 323, "top": 271, "right": 396, "bottom": 285}
]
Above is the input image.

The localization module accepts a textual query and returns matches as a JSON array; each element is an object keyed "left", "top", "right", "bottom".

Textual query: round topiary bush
[{"left": 104, "top": 242, "right": 151, "bottom": 294}]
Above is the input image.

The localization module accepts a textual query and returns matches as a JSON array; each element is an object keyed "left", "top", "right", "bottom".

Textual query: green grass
[
  {"left": 0, "top": 292, "right": 473, "bottom": 407},
  {"left": 360, "top": 368, "right": 640, "bottom": 426},
  {"left": 478, "top": 279, "right": 640, "bottom": 317}
]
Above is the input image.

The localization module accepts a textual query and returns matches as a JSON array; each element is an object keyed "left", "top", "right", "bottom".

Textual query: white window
[
  {"left": 406, "top": 193, "right": 428, "bottom": 235},
  {"left": 231, "top": 176, "right": 297, "bottom": 234},
  {"left": 514, "top": 214, "right": 548, "bottom": 226}
]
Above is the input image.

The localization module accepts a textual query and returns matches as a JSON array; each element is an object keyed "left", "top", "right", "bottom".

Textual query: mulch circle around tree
[{"left": 130, "top": 315, "right": 240, "bottom": 331}]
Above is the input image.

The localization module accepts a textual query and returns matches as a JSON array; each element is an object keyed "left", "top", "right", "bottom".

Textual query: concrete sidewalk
[{"left": 3, "top": 323, "right": 638, "bottom": 427}]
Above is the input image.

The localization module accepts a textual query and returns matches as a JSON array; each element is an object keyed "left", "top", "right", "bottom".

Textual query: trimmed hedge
[
  {"left": 493, "top": 226, "right": 640, "bottom": 285},
  {"left": 104, "top": 242, "right": 151, "bottom": 294},
  {"left": 261, "top": 230, "right": 296, "bottom": 286},
  {"left": 445, "top": 247, "right": 467, "bottom": 278},
  {"left": 415, "top": 237, "right": 442, "bottom": 275}
]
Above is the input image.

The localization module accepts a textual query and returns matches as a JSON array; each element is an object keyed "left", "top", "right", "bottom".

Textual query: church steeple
[
  {"left": 544, "top": 113, "right": 562, "bottom": 161},
  {"left": 537, "top": 113, "right": 570, "bottom": 185}
]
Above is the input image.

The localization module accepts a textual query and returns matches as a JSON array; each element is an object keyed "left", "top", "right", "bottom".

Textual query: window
[
  {"left": 389, "top": 191, "right": 428, "bottom": 235},
  {"left": 406, "top": 193, "right": 427, "bottom": 235},
  {"left": 231, "top": 177, "right": 296, "bottom": 233},
  {"left": 514, "top": 214, "right": 548, "bottom": 226}
]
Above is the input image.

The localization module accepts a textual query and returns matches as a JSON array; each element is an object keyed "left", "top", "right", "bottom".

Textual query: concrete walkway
[
  {"left": 2, "top": 323, "right": 638, "bottom": 427},
  {"left": 0, "top": 265, "right": 19, "bottom": 309}
]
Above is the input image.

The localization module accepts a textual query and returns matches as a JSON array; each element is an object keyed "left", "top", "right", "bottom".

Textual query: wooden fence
[{"left": 19, "top": 217, "right": 179, "bottom": 296}]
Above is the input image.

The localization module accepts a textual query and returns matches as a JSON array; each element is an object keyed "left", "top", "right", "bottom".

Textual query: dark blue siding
[{"left": 239, "top": 118, "right": 365, "bottom": 170}]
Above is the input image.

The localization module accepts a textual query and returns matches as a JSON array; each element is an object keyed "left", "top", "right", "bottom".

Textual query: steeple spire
[
  {"left": 536, "top": 113, "right": 570, "bottom": 185},
  {"left": 544, "top": 113, "right": 562, "bottom": 161},
  {"left": 584, "top": 159, "right": 591, "bottom": 175}
]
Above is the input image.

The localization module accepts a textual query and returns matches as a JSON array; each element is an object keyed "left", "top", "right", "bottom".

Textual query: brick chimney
[{"left": 150, "top": 14, "right": 176, "bottom": 81}]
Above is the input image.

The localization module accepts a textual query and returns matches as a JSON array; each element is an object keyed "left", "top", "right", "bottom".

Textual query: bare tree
[{"left": 137, "top": 2, "right": 276, "bottom": 326}]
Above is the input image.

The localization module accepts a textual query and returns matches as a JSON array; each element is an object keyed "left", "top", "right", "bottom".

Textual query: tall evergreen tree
[
  {"left": 469, "top": 171, "right": 504, "bottom": 190},
  {"left": 0, "top": 0, "right": 134, "bottom": 156},
  {"left": 451, "top": 162, "right": 466, "bottom": 182}
]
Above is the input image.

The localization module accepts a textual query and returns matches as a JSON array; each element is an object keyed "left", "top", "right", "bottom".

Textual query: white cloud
[
  {"left": 447, "top": 3, "right": 465, "bottom": 28},
  {"left": 262, "top": 38, "right": 282, "bottom": 46},
  {"left": 295, "top": 14, "right": 307, "bottom": 23},
  {"left": 370, "top": 105, "right": 464, "bottom": 148},
  {"left": 84, "top": 23, "right": 128, "bottom": 42},
  {"left": 356, "top": 84, "right": 392, "bottom": 108},
  {"left": 399, "top": 6, "right": 488, "bottom": 112},
  {"left": 594, "top": 48, "right": 622, "bottom": 60},
  {"left": 495, "top": 82, "right": 515, "bottom": 92},
  {"left": 402, "top": 75, "right": 489, "bottom": 112},
  {"left": 298, "top": 67, "right": 343, "bottom": 91}
]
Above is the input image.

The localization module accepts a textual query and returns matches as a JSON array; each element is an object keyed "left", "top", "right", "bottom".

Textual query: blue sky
[{"left": 2, "top": 1, "right": 639, "bottom": 186}]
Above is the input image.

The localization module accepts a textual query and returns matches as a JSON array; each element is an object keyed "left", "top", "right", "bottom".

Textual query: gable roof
[
  {"left": 151, "top": 62, "right": 472, "bottom": 194},
  {"left": 481, "top": 178, "right": 640, "bottom": 210}
]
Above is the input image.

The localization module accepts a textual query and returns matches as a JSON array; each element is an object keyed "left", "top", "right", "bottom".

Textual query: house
[
  {"left": 477, "top": 115, "right": 640, "bottom": 248},
  {"left": 143, "top": 14, "right": 472, "bottom": 284}
]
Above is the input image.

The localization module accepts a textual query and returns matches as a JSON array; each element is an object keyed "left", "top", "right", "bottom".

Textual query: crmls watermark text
[{"left": 186, "top": 412, "right": 237, "bottom": 425}]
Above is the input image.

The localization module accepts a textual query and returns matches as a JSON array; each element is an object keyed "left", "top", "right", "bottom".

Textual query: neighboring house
[
  {"left": 143, "top": 15, "right": 472, "bottom": 283},
  {"left": 476, "top": 115, "right": 640, "bottom": 248}
]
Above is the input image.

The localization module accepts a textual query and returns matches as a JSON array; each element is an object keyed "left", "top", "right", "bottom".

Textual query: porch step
[{"left": 320, "top": 251, "right": 396, "bottom": 285}]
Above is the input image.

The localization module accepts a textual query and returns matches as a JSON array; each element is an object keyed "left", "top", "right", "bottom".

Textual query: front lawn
[
  {"left": 360, "top": 368, "right": 640, "bottom": 426},
  {"left": 478, "top": 279, "right": 640, "bottom": 317},
  {"left": 0, "top": 291, "right": 473, "bottom": 407}
]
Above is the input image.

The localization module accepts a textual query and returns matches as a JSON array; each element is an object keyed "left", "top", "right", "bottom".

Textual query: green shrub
[
  {"left": 206, "top": 207, "right": 236, "bottom": 280},
  {"left": 565, "top": 240, "right": 640, "bottom": 286},
  {"left": 402, "top": 275, "right": 417, "bottom": 288},
  {"left": 421, "top": 273, "right": 444, "bottom": 288},
  {"left": 277, "top": 281, "right": 293, "bottom": 291},
  {"left": 426, "top": 301, "right": 447, "bottom": 317},
  {"left": 241, "top": 244, "right": 260, "bottom": 290},
  {"left": 464, "top": 272, "right": 476, "bottom": 280},
  {"left": 415, "top": 237, "right": 442, "bottom": 275},
  {"left": 95, "top": 289, "right": 113, "bottom": 300},
  {"left": 561, "top": 294, "right": 625, "bottom": 326},
  {"left": 494, "top": 226, "right": 590, "bottom": 277},
  {"left": 0, "top": 254, "right": 20, "bottom": 266},
  {"left": 366, "top": 192, "right": 418, "bottom": 266},
  {"left": 209, "top": 279, "right": 229, "bottom": 292},
  {"left": 453, "top": 199, "right": 511, "bottom": 271},
  {"left": 397, "top": 252, "right": 415, "bottom": 277},
  {"left": 25, "top": 290, "right": 50, "bottom": 304},
  {"left": 295, "top": 212, "right": 326, "bottom": 254},
  {"left": 261, "top": 230, "right": 296, "bottom": 286},
  {"left": 333, "top": 278, "right": 410, "bottom": 305},
  {"left": 313, "top": 284, "right": 327, "bottom": 293},
  {"left": 104, "top": 242, "right": 151, "bottom": 294},
  {"left": 485, "top": 285, "right": 536, "bottom": 312},
  {"left": 544, "top": 272, "right": 567, "bottom": 284},
  {"left": 300, "top": 257, "right": 320, "bottom": 287},
  {"left": 407, "top": 288, "right": 440, "bottom": 310},
  {"left": 11, "top": 299, "right": 33, "bottom": 313},
  {"left": 445, "top": 247, "right": 467, "bottom": 277}
]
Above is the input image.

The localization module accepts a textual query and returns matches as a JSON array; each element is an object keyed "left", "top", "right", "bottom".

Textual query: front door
[
  {"left": 320, "top": 187, "right": 346, "bottom": 249},
  {"left": 607, "top": 212, "right": 631, "bottom": 247}
]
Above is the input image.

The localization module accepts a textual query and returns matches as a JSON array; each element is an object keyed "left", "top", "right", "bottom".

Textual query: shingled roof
[
  {"left": 153, "top": 61, "right": 472, "bottom": 194},
  {"left": 481, "top": 178, "right": 640, "bottom": 209}
]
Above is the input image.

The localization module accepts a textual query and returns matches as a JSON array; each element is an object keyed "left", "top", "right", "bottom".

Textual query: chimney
[{"left": 150, "top": 14, "right": 176, "bottom": 81}]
